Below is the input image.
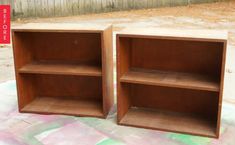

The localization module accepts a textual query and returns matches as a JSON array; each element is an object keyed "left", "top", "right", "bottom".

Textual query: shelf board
[
  {"left": 119, "top": 107, "right": 216, "bottom": 137},
  {"left": 120, "top": 69, "right": 219, "bottom": 92},
  {"left": 21, "top": 97, "right": 104, "bottom": 118},
  {"left": 19, "top": 62, "right": 102, "bottom": 76}
]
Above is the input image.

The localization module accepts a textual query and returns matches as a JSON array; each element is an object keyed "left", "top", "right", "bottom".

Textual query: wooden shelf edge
[
  {"left": 18, "top": 62, "right": 102, "bottom": 77},
  {"left": 120, "top": 70, "right": 220, "bottom": 92},
  {"left": 20, "top": 109, "right": 105, "bottom": 118}
]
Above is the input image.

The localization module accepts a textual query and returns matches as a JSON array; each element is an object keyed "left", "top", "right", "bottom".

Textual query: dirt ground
[{"left": 1, "top": 1, "right": 235, "bottom": 101}]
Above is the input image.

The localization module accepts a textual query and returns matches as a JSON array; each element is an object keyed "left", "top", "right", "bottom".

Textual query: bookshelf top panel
[
  {"left": 117, "top": 28, "right": 227, "bottom": 42},
  {"left": 12, "top": 23, "right": 111, "bottom": 32}
]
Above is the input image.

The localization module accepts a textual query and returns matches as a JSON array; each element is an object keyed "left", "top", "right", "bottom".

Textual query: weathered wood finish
[
  {"left": 12, "top": 23, "right": 113, "bottom": 118},
  {"left": 102, "top": 26, "right": 114, "bottom": 116},
  {"left": 0, "top": 0, "right": 226, "bottom": 19},
  {"left": 116, "top": 28, "right": 227, "bottom": 138}
]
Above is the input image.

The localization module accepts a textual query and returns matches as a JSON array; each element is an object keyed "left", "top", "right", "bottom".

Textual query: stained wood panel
[
  {"left": 130, "top": 84, "right": 219, "bottom": 118},
  {"left": 131, "top": 37, "right": 223, "bottom": 76},
  {"left": 22, "top": 97, "right": 103, "bottom": 117}
]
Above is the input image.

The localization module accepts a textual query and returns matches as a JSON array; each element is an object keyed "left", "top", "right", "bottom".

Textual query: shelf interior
[
  {"left": 14, "top": 32, "right": 102, "bottom": 70},
  {"left": 19, "top": 61, "right": 102, "bottom": 76},
  {"left": 118, "top": 83, "right": 219, "bottom": 136},
  {"left": 120, "top": 107, "right": 216, "bottom": 137},
  {"left": 18, "top": 74, "right": 103, "bottom": 116},
  {"left": 21, "top": 97, "right": 103, "bottom": 117},
  {"left": 120, "top": 69, "right": 219, "bottom": 92},
  {"left": 118, "top": 37, "right": 224, "bottom": 92}
]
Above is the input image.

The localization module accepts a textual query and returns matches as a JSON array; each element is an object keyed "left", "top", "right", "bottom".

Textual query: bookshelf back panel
[
  {"left": 14, "top": 32, "right": 102, "bottom": 66},
  {"left": 119, "top": 37, "right": 224, "bottom": 77},
  {"left": 132, "top": 38, "right": 223, "bottom": 76},
  {"left": 20, "top": 74, "right": 102, "bottom": 100},
  {"left": 121, "top": 83, "right": 219, "bottom": 121}
]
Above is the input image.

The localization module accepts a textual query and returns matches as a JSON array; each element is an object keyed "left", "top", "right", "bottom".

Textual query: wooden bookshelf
[
  {"left": 12, "top": 23, "right": 114, "bottom": 118},
  {"left": 116, "top": 28, "right": 227, "bottom": 138}
]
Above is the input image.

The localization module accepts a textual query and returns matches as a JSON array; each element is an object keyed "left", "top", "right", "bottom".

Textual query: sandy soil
[{"left": 1, "top": 1, "right": 235, "bottom": 101}]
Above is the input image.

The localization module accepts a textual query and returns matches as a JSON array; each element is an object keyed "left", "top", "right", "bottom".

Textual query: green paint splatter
[
  {"left": 96, "top": 138, "right": 125, "bottom": 145},
  {"left": 21, "top": 117, "right": 78, "bottom": 145},
  {"left": 220, "top": 127, "right": 225, "bottom": 133},
  {"left": 166, "top": 133, "right": 211, "bottom": 145}
]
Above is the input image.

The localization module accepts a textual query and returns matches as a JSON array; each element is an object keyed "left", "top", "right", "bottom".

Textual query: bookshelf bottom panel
[
  {"left": 21, "top": 97, "right": 104, "bottom": 118},
  {"left": 119, "top": 107, "right": 217, "bottom": 137}
]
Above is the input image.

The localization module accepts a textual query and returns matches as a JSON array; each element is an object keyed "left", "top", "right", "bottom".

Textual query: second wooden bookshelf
[{"left": 116, "top": 28, "right": 227, "bottom": 138}]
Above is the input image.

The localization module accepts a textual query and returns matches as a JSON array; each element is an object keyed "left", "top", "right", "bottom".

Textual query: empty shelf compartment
[
  {"left": 21, "top": 97, "right": 103, "bottom": 117},
  {"left": 120, "top": 107, "right": 216, "bottom": 137}
]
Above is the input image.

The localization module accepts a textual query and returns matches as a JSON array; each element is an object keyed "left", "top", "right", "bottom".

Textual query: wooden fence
[{"left": 0, "top": 0, "right": 222, "bottom": 18}]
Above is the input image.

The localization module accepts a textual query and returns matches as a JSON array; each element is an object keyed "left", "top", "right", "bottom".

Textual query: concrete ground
[{"left": 0, "top": 1, "right": 235, "bottom": 145}]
